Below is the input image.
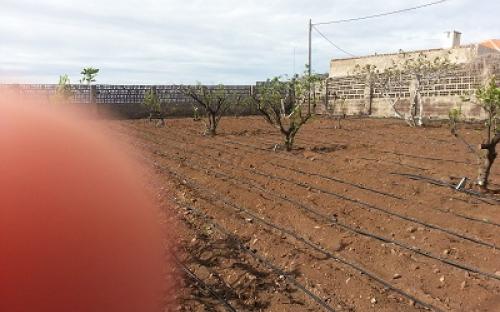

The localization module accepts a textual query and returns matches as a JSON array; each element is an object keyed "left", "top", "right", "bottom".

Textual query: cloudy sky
[{"left": 0, "top": 0, "right": 498, "bottom": 84}]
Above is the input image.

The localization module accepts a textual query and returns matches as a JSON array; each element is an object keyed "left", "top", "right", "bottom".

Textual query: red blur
[{"left": 0, "top": 98, "right": 170, "bottom": 312}]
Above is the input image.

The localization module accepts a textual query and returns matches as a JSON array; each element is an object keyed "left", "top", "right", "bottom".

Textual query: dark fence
[{"left": 0, "top": 84, "right": 258, "bottom": 118}]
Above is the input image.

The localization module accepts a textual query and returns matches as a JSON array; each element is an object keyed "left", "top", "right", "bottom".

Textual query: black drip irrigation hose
[
  {"left": 134, "top": 123, "right": 500, "bottom": 233},
  {"left": 140, "top": 127, "right": 500, "bottom": 248},
  {"left": 172, "top": 254, "right": 238, "bottom": 312},
  {"left": 224, "top": 140, "right": 270, "bottom": 152},
  {"left": 212, "top": 140, "right": 499, "bottom": 250},
  {"left": 221, "top": 141, "right": 499, "bottom": 249},
  {"left": 219, "top": 137, "right": 500, "bottom": 229},
  {"left": 358, "top": 157, "right": 431, "bottom": 171},
  {"left": 377, "top": 150, "right": 473, "bottom": 165},
  {"left": 271, "top": 162, "right": 405, "bottom": 200},
  {"left": 141, "top": 127, "right": 404, "bottom": 202},
  {"left": 136, "top": 130, "right": 500, "bottom": 279},
  {"left": 242, "top": 137, "right": 394, "bottom": 173},
  {"left": 135, "top": 128, "right": 499, "bottom": 264},
  {"left": 225, "top": 129, "right": 348, "bottom": 151},
  {"left": 445, "top": 210, "right": 500, "bottom": 228},
  {"left": 162, "top": 165, "right": 441, "bottom": 312},
  {"left": 152, "top": 149, "right": 500, "bottom": 283},
  {"left": 262, "top": 171, "right": 499, "bottom": 249},
  {"left": 170, "top": 190, "right": 339, "bottom": 311},
  {"left": 161, "top": 129, "right": 500, "bottom": 227},
  {"left": 452, "top": 134, "right": 481, "bottom": 162},
  {"left": 392, "top": 173, "right": 500, "bottom": 205}
]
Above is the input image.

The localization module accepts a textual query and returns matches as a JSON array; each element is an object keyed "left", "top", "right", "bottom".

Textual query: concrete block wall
[
  {"left": 0, "top": 84, "right": 258, "bottom": 118},
  {"left": 320, "top": 63, "right": 500, "bottom": 121}
]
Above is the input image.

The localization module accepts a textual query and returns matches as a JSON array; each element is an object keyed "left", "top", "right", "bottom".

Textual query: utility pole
[
  {"left": 308, "top": 18, "right": 312, "bottom": 77},
  {"left": 308, "top": 18, "right": 312, "bottom": 113},
  {"left": 293, "top": 47, "right": 296, "bottom": 76}
]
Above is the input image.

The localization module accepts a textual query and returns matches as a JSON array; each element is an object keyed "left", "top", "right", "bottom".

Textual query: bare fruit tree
[
  {"left": 352, "top": 62, "right": 410, "bottom": 125},
  {"left": 250, "top": 72, "right": 324, "bottom": 151},
  {"left": 376, "top": 64, "right": 410, "bottom": 123},
  {"left": 362, "top": 54, "right": 455, "bottom": 127},
  {"left": 182, "top": 84, "right": 243, "bottom": 136},
  {"left": 324, "top": 93, "right": 347, "bottom": 129},
  {"left": 402, "top": 53, "right": 455, "bottom": 127},
  {"left": 353, "top": 64, "right": 379, "bottom": 115}
]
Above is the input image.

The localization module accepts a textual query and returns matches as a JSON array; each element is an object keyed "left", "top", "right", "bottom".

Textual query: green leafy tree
[
  {"left": 143, "top": 87, "right": 165, "bottom": 127},
  {"left": 454, "top": 75, "right": 500, "bottom": 191},
  {"left": 182, "top": 84, "right": 243, "bottom": 136},
  {"left": 447, "top": 103, "right": 478, "bottom": 156},
  {"left": 80, "top": 67, "right": 99, "bottom": 84},
  {"left": 448, "top": 105, "right": 462, "bottom": 134},
  {"left": 144, "top": 88, "right": 161, "bottom": 112},
  {"left": 52, "top": 74, "right": 73, "bottom": 104},
  {"left": 475, "top": 76, "right": 500, "bottom": 190},
  {"left": 250, "top": 71, "right": 325, "bottom": 151},
  {"left": 80, "top": 67, "right": 99, "bottom": 108}
]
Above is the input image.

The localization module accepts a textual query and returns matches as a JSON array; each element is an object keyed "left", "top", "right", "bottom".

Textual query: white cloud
[{"left": 0, "top": 0, "right": 498, "bottom": 84}]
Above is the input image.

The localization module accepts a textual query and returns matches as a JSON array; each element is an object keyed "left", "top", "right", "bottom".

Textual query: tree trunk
[
  {"left": 207, "top": 112, "right": 217, "bottom": 136},
  {"left": 408, "top": 78, "right": 419, "bottom": 127},
  {"left": 284, "top": 133, "right": 295, "bottom": 151},
  {"left": 364, "top": 82, "right": 373, "bottom": 115},
  {"left": 368, "top": 89, "right": 373, "bottom": 116},
  {"left": 408, "top": 101, "right": 417, "bottom": 127},
  {"left": 477, "top": 144, "right": 497, "bottom": 190},
  {"left": 416, "top": 91, "right": 424, "bottom": 127}
]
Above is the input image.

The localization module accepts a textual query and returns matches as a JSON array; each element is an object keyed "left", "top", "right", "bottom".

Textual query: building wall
[
  {"left": 323, "top": 51, "right": 500, "bottom": 121},
  {"left": 329, "top": 45, "right": 479, "bottom": 78},
  {"left": 320, "top": 56, "right": 500, "bottom": 121}
]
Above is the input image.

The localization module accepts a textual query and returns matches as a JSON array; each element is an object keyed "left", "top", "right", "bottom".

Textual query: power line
[
  {"left": 314, "top": 0, "right": 448, "bottom": 26},
  {"left": 312, "top": 25, "right": 356, "bottom": 57},
  {"left": 309, "top": 0, "right": 449, "bottom": 61}
]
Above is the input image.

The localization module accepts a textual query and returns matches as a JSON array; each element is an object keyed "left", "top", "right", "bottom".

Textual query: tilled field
[{"left": 120, "top": 117, "right": 500, "bottom": 311}]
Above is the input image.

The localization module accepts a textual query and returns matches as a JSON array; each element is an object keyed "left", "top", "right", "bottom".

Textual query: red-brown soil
[{"left": 117, "top": 117, "right": 500, "bottom": 312}]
